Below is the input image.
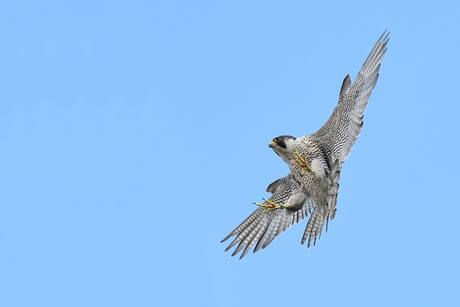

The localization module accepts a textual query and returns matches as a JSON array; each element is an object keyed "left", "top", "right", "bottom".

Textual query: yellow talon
[
  {"left": 294, "top": 152, "right": 315, "bottom": 175},
  {"left": 254, "top": 198, "right": 282, "bottom": 213}
]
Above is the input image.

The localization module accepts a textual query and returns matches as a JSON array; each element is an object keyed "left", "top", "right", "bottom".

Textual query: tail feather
[{"left": 301, "top": 206, "right": 326, "bottom": 248}]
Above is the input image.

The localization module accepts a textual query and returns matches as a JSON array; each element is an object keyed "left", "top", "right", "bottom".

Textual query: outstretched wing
[
  {"left": 314, "top": 31, "right": 389, "bottom": 164},
  {"left": 221, "top": 174, "right": 314, "bottom": 259}
]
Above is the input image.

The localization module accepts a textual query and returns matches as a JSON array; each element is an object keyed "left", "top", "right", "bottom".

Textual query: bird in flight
[{"left": 222, "top": 31, "right": 389, "bottom": 259}]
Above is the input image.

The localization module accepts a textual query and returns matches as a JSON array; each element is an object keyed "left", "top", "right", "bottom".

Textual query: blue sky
[{"left": 1, "top": 1, "right": 459, "bottom": 306}]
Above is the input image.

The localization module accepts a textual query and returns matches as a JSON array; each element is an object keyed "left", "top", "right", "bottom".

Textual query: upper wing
[
  {"left": 313, "top": 31, "right": 389, "bottom": 164},
  {"left": 221, "top": 174, "right": 314, "bottom": 259}
]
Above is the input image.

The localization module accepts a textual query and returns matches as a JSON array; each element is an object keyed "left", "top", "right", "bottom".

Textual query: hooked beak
[{"left": 268, "top": 141, "right": 276, "bottom": 148}]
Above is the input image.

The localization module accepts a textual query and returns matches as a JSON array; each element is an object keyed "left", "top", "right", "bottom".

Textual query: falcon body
[
  {"left": 270, "top": 135, "right": 341, "bottom": 247},
  {"left": 222, "top": 31, "right": 389, "bottom": 258}
]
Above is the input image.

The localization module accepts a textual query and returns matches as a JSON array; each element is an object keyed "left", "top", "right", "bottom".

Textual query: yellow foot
[
  {"left": 294, "top": 152, "right": 315, "bottom": 175},
  {"left": 254, "top": 198, "right": 282, "bottom": 213}
]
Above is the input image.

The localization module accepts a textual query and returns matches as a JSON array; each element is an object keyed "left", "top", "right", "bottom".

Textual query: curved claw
[
  {"left": 254, "top": 198, "right": 283, "bottom": 213},
  {"left": 294, "top": 152, "right": 315, "bottom": 175}
]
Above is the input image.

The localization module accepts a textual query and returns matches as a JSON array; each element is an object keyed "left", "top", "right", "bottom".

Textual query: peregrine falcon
[{"left": 222, "top": 31, "right": 389, "bottom": 258}]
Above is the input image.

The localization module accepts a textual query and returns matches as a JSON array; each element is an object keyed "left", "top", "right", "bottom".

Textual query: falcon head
[{"left": 269, "top": 135, "right": 297, "bottom": 163}]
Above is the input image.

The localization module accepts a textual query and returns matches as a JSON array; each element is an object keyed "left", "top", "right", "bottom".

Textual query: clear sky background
[{"left": 1, "top": 1, "right": 459, "bottom": 306}]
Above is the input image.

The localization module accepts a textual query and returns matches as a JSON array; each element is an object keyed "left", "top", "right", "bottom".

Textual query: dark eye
[{"left": 273, "top": 137, "right": 280, "bottom": 142}]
